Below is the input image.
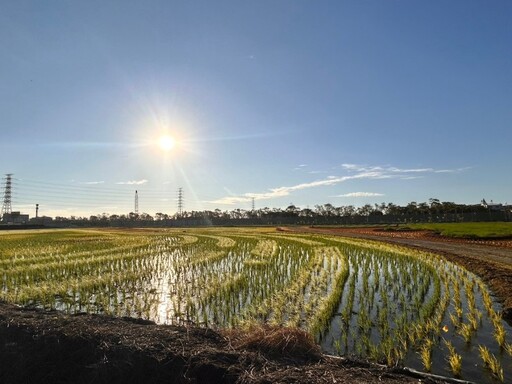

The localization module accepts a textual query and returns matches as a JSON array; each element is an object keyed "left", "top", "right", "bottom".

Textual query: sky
[{"left": 0, "top": 1, "right": 511, "bottom": 218}]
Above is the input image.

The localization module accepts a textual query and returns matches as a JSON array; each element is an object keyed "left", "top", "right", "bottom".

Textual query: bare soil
[
  {"left": 0, "top": 302, "right": 446, "bottom": 384},
  {"left": 3, "top": 226, "right": 502, "bottom": 384}
]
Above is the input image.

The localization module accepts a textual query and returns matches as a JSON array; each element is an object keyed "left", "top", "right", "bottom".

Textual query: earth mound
[{"left": 0, "top": 302, "right": 445, "bottom": 384}]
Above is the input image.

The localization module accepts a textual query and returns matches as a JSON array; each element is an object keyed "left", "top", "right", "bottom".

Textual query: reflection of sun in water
[{"left": 158, "top": 135, "right": 175, "bottom": 151}]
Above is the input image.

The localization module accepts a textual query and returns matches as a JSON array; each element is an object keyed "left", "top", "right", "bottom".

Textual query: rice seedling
[
  {"left": 443, "top": 339, "right": 462, "bottom": 377},
  {"left": 419, "top": 338, "right": 433, "bottom": 372},
  {"left": 505, "top": 342, "right": 512, "bottom": 357},
  {"left": 478, "top": 345, "right": 504, "bottom": 382},
  {"left": 457, "top": 322, "right": 474, "bottom": 344}
]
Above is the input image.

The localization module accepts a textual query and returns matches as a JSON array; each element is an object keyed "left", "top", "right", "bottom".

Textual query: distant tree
[
  {"left": 324, "top": 203, "right": 335, "bottom": 216},
  {"left": 300, "top": 208, "right": 314, "bottom": 217},
  {"left": 358, "top": 204, "right": 374, "bottom": 216},
  {"left": 417, "top": 202, "right": 429, "bottom": 215},
  {"left": 314, "top": 204, "right": 325, "bottom": 216},
  {"left": 140, "top": 212, "right": 153, "bottom": 221},
  {"left": 343, "top": 205, "right": 356, "bottom": 216},
  {"left": 285, "top": 205, "right": 299, "bottom": 217},
  {"left": 406, "top": 202, "right": 418, "bottom": 215},
  {"left": 429, "top": 198, "right": 441, "bottom": 208}
]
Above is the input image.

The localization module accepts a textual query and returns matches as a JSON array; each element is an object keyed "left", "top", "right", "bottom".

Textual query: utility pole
[
  {"left": 177, "top": 187, "right": 183, "bottom": 215},
  {"left": 251, "top": 197, "right": 255, "bottom": 211},
  {"left": 134, "top": 190, "right": 139, "bottom": 214},
  {"left": 1, "top": 174, "right": 13, "bottom": 217},
  {"left": 36, "top": 204, "right": 39, "bottom": 218}
]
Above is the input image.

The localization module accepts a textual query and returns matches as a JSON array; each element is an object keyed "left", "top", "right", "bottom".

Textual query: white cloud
[
  {"left": 341, "top": 164, "right": 434, "bottom": 173},
  {"left": 210, "top": 163, "right": 468, "bottom": 206},
  {"left": 209, "top": 172, "right": 386, "bottom": 205},
  {"left": 340, "top": 163, "right": 362, "bottom": 171},
  {"left": 334, "top": 192, "right": 385, "bottom": 197},
  {"left": 434, "top": 167, "right": 472, "bottom": 173},
  {"left": 80, "top": 181, "right": 105, "bottom": 185},
  {"left": 116, "top": 179, "right": 148, "bottom": 185}
]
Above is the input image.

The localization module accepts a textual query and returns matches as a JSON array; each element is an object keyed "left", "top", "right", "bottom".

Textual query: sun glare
[{"left": 158, "top": 135, "right": 175, "bottom": 151}]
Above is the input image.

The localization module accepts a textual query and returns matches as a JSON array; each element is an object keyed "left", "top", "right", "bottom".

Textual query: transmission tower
[
  {"left": 177, "top": 187, "right": 183, "bottom": 215},
  {"left": 1, "top": 174, "right": 13, "bottom": 217},
  {"left": 134, "top": 190, "right": 139, "bottom": 214},
  {"left": 251, "top": 197, "right": 255, "bottom": 211}
]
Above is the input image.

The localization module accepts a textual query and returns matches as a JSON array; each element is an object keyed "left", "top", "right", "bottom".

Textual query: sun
[{"left": 158, "top": 135, "right": 175, "bottom": 151}]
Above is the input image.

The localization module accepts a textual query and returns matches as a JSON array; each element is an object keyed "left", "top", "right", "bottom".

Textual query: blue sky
[{"left": 1, "top": 1, "right": 511, "bottom": 217}]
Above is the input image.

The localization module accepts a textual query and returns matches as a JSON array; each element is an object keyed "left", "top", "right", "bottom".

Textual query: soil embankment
[
  {"left": 0, "top": 302, "right": 445, "bottom": 384},
  {"left": 287, "top": 226, "right": 512, "bottom": 323}
]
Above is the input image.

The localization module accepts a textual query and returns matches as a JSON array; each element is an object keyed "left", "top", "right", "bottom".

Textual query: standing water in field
[
  {"left": 320, "top": 238, "right": 512, "bottom": 383},
  {"left": 0, "top": 229, "right": 511, "bottom": 383}
]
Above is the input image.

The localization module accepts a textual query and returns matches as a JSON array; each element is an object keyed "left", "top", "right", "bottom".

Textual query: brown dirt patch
[{"left": 0, "top": 303, "right": 448, "bottom": 384}]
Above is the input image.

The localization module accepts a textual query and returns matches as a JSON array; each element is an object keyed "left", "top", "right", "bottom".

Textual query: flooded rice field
[{"left": 1, "top": 228, "right": 511, "bottom": 382}]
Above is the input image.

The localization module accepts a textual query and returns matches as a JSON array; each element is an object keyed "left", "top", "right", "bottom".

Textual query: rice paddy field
[{"left": 1, "top": 228, "right": 511, "bottom": 383}]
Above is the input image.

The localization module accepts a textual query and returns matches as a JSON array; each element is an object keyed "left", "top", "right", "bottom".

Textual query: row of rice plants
[{"left": 319, "top": 236, "right": 511, "bottom": 383}]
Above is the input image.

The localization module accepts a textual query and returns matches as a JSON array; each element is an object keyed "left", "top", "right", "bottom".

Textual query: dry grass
[{"left": 223, "top": 324, "right": 322, "bottom": 361}]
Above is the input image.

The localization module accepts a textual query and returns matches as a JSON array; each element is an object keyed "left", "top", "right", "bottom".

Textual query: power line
[{"left": 0, "top": 177, "right": 225, "bottom": 216}]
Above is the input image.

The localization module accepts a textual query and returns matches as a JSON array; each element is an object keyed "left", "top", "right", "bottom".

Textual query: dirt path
[{"left": 286, "top": 226, "right": 512, "bottom": 322}]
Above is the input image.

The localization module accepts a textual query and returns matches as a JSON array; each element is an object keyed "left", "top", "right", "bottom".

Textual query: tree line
[{"left": 49, "top": 199, "right": 511, "bottom": 227}]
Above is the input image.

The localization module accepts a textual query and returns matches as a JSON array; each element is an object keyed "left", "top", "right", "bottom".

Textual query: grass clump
[{"left": 223, "top": 324, "right": 321, "bottom": 361}]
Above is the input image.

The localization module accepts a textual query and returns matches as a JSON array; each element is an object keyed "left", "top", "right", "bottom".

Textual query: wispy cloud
[
  {"left": 116, "top": 179, "right": 148, "bottom": 185},
  {"left": 210, "top": 172, "right": 384, "bottom": 205},
  {"left": 80, "top": 181, "right": 105, "bottom": 185},
  {"left": 434, "top": 167, "right": 472, "bottom": 173},
  {"left": 210, "top": 163, "right": 468, "bottom": 206},
  {"left": 334, "top": 192, "right": 384, "bottom": 198},
  {"left": 341, "top": 164, "right": 435, "bottom": 173}
]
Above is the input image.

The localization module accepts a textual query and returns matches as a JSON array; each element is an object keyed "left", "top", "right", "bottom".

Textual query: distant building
[
  {"left": 30, "top": 216, "right": 54, "bottom": 226},
  {"left": 2, "top": 211, "right": 29, "bottom": 224},
  {"left": 481, "top": 199, "right": 505, "bottom": 211}
]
